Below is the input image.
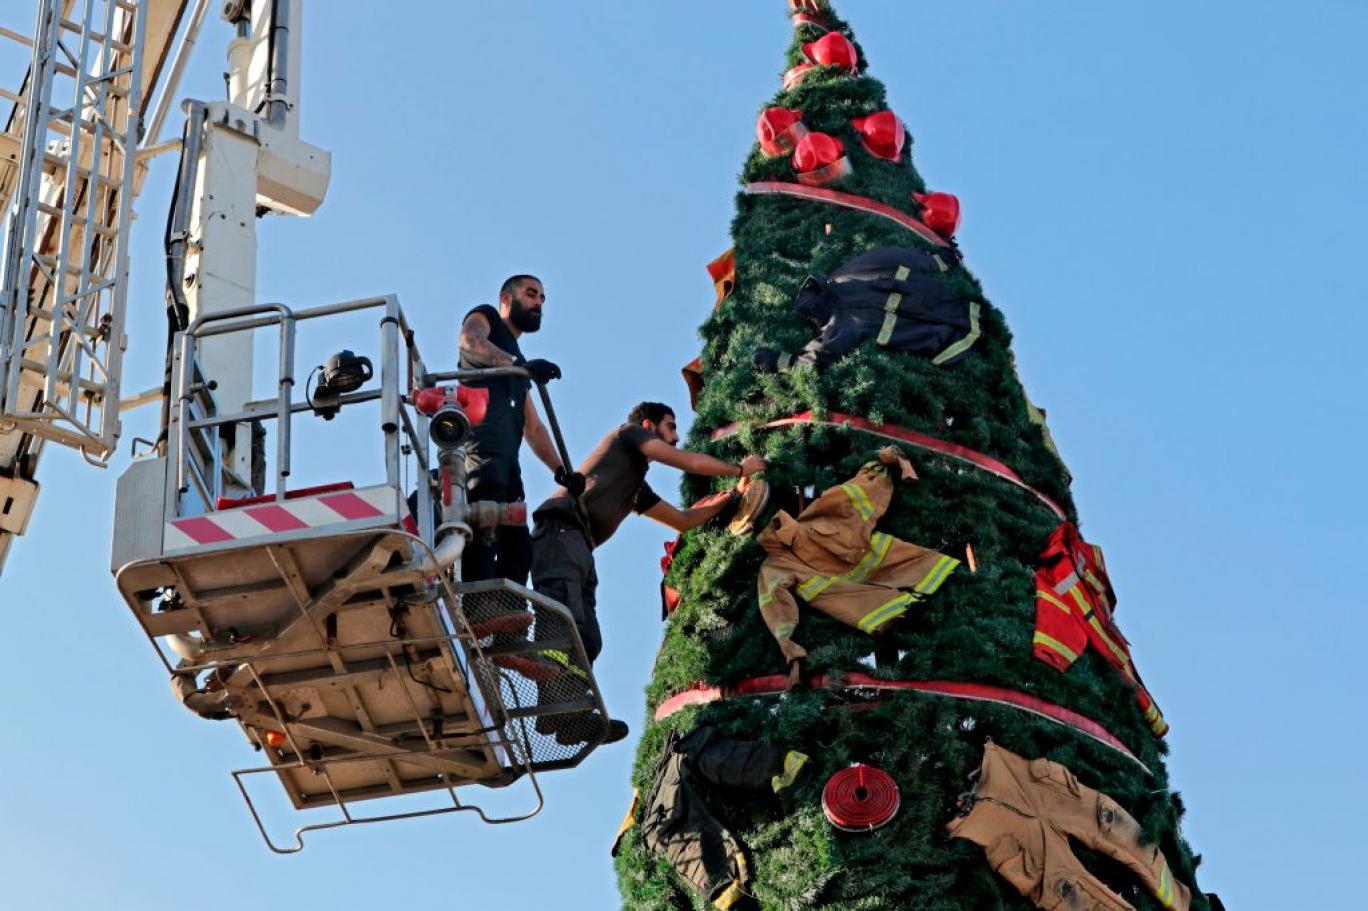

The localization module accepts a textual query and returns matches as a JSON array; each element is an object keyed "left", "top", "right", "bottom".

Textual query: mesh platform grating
[{"left": 454, "top": 579, "right": 607, "bottom": 772}]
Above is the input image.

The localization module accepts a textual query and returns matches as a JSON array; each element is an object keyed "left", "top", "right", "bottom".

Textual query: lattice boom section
[{"left": 0, "top": 0, "right": 149, "bottom": 460}]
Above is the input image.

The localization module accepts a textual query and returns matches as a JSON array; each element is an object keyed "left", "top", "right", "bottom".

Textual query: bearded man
[{"left": 457, "top": 274, "right": 566, "bottom": 587}]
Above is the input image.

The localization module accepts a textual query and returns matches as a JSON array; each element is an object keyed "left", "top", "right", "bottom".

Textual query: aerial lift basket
[{"left": 111, "top": 295, "right": 607, "bottom": 851}]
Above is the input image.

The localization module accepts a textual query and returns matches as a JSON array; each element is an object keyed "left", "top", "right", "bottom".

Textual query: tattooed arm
[{"left": 459, "top": 311, "right": 517, "bottom": 367}]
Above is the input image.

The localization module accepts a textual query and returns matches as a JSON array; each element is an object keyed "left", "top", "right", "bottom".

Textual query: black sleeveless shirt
[{"left": 461, "top": 304, "right": 530, "bottom": 495}]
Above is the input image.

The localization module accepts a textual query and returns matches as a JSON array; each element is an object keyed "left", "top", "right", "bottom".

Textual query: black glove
[
  {"left": 753, "top": 348, "right": 781, "bottom": 373},
  {"left": 555, "top": 466, "right": 586, "bottom": 498},
  {"left": 524, "top": 358, "right": 562, "bottom": 384}
]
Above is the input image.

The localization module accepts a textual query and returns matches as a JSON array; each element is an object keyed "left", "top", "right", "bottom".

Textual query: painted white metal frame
[
  {"left": 0, "top": 0, "right": 202, "bottom": 574},
  {"left": 112, "top": 294, "right": 609, "bottom": 851},
  {"left": 0, "top": 0, "right": 148, "bottom": 461}
]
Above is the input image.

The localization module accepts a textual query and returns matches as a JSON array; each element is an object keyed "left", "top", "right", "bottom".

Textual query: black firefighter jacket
[{"left": 754, "top": 245, "right": 982, "bottom": 372}]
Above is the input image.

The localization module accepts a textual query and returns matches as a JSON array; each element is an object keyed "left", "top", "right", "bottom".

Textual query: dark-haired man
[
  {"left": 530, "top": 402, "right": 766, "bottom": 744},
  {"left": 457, "top": 274, "right": 566, "bottom": 588}
]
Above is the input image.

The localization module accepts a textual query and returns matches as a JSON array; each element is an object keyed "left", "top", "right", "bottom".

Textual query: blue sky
[{"left": 2, "top": 2, "right": 1365, "bottom": 908}]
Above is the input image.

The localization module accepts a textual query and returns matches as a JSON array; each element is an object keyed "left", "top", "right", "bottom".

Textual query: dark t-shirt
[
  {"left": 536, "top": 423, "right": 662, "bottom": 547},
  {"left": 460, "top": 304, "right": 529, "bottom": 496}
]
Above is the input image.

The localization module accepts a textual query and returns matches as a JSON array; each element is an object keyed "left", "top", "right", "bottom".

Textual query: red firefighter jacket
[{"left": 1033, "top": 522, "right": 1168, "bottom": 738}]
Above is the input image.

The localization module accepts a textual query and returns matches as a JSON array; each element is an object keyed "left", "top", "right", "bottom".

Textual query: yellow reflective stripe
[
  {"left": 539, "top": 649, "right": 588, "bottom": 680},
  {"left": 848, "top": 532, "right": 892, "bottom": 583},
  {"left": 1038, "top": 589, "right": 1073, "bottom": 616},
  {"left": 773, "top": 621, "right": 797, "bottom": 638},
  {"left": 801, "top": 533, "right": 894, "bottom": 601},
  {"left": 857, "top": 593, "right": 914, "bottom": 633},
  {"left": 614, "top": 789, "right": 639, "bottom": 846},
  {"left": 714, "top": 881, "right": 745, "bottom": 910},
  {"left": 1156, "top": 862, "right": 1175, "bottom": 908},
  {"left": 1143, "top": 703, "right": 1168, "bottom": 736},
  {"left": 711, "top": 854, "right": 750, "bottom": 908},
  {"left": 542, "top": 649, "right": 571, "bottom": 668},
  {"left": 914, "top": 554, "right": 960, "bottom": 595},
  {"left": 875, "top": 265, "right": 912, "bottom": 345},
  {"left": 1084, "top": 611, "right": 1132, "bottom": 665},
  {"left": 771, "top": 750, "right": 809, "bottom": 792},
  {"left": 841, "top": 482, "right": 875, "bottom": 520},
  {"left": 932, "top": 300, "right": 982, "bottom": 365},
  {"left": 798, "top": 574, "right": 834, "bottom": 600},
  {"left": 777, "top": 352, "right": 793, "bottom": 370},
  {"left": 758, "top": 576, "right": 787, "bottom": 607},
  {"left": 1033, "top": 631, "right": 1079, "bottom": 663},
  {"left": 1065, "top": 585, "right": 1131, "bottom": 664},
  {"left": 859, "top": 594, "right": 913, "bottom": 633},
  {"left": 877, "top": 307, "right": 899, "bottom": 346},
  {"left": 1089, "top": 544, "right": 1107, "bottom": 574}
]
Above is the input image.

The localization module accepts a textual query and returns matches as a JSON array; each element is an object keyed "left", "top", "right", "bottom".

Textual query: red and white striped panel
[{"left": 164, "top": 485, "right": 400, "bottom": 553}]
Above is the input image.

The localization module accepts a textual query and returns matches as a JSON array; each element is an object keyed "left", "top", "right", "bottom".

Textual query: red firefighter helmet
[
  {"left": 851, "top": 111, "right": 906, "bottom": 161},
  {"left": 913, "top": 191, "right": 961, "bottom": 239},
  {"left": 803, "top": 32, "right": 859, "bottom": 74},
  {"left": 793, "top": 131, "right": 852, "bottom": 187},
  {"left": 757, "top": 107, "right": 809, "bottom": 158}
]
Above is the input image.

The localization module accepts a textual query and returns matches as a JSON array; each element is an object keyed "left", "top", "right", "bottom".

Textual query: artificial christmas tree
[{"left": 615, "top": 3, "right": 1216, "bottom": 909}]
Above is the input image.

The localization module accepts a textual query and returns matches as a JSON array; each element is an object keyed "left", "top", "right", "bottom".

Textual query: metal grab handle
[
  {"left": 531, "top": 380, "right": 594, "bottom": 549},
  {"left": 184, "top": 301, "right": 294, "bottom": 336},
  {"left": 424, "top": 365, "right": 530, "bottom": 385},
  {"left": 176, "top": 303, "right": 296, "bottom": 502}
]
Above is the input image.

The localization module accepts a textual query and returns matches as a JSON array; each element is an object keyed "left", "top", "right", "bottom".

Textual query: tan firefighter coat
[
  {"left": 755, "top": 447, "right": 959, "bottom": 672},
  {"left": 947, "top": 741, "right": 1191, "bottom": 911}
]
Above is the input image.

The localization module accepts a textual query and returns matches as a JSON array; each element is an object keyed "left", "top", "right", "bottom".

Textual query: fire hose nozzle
[{"left": 415, "top": 385, "right": 488, "bottom": 450}]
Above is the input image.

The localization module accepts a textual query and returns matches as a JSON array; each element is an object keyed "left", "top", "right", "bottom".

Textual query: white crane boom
[{"left": 1, "top": 1, "right": 610, "bottom": 849}]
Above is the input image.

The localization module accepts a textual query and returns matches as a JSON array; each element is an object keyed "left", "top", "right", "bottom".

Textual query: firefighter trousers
[
  {"left": 947, "top": 742, "right": 1190, "bottom": 911},
  {"left": 530, "top": 514, "right": 600, "bottom": 663},
  {"left": 635, "top": 727, "right": 804, "bottom": 910}
]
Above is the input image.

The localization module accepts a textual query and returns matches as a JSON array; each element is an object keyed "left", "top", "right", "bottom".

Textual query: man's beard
[{"left": 509, "top": 301, "right": 542, "bottom": 333}]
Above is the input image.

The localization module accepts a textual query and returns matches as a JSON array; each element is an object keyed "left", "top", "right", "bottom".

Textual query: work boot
[{"left": 555, "top": 714, "right": 628, "bottom": 746}]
